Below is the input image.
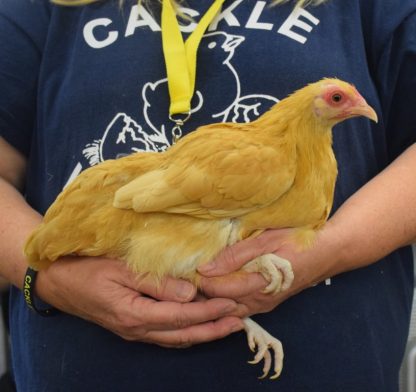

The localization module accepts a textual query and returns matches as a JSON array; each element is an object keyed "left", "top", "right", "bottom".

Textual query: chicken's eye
[{"left": 331, "top": 93, "right": 344, "bottom": 103}]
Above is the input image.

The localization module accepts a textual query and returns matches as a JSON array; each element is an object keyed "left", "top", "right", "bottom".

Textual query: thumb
[
  {"left": 198, "top": 237, "right": 261, "bottom": 277},
  {"left": 132, "top": 273, "right": 197, "bottom": 303}
]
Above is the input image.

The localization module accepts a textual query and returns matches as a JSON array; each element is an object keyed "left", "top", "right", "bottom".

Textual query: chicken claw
[
  {"left": 243, "top": 254, "right": 294, "bottom": 295},
  {"left": 243, "top": 317, "right": 283, "bottom": 379}
]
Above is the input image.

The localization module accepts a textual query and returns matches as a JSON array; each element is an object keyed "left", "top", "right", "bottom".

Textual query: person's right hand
[{"left": 35, "top": 256, "right": 244, "bottom": 348}]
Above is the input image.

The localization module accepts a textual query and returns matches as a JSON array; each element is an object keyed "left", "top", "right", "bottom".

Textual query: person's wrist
[
  {"left": 312, "top": 219, "right": 350, "bottom": 280},
  {"left": 33, "top": 266, "right": 52, "bottom": 301},
  {"left": 23, "top": 267, "right": 58, "bottom": 316}
]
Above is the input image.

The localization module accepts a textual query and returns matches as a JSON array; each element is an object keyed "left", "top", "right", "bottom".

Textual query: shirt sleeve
[
  {"left": 375, "top": 9, "right": 416, "bottom": 161},
  {"left": 0, "top": 0, "right": 49, "bottom": 157}
]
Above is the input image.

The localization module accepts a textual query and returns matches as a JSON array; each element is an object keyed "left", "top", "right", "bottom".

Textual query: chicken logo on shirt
[{"left": 81, "top": 31, "right": 278, "bottom": 166}]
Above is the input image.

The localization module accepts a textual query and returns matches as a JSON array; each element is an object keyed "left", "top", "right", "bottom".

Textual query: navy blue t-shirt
[{"left": 1, "top": 0, "right": 416, "bottom": 391}]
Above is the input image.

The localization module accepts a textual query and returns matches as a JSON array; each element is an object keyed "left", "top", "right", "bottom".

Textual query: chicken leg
[
  {"left": 242, "top": 253, "right": 293, "bottom": 379},
  {"left": 243, "top": 317, "right": 284, "bottom": 379}
]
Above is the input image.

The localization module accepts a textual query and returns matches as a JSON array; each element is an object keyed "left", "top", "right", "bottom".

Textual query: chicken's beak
[{"left": 349, "top": 97, "right": 378, "bottom": 123}]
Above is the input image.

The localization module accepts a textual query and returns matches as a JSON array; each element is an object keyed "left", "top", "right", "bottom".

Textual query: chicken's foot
[
  {"left": 244, "top": 317, "right": 283, "bottom": 379},
  {"left": 242, "top": 254, "right": 294, "bottom": 295}
]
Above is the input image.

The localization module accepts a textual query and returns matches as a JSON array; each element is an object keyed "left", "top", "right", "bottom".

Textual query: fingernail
[
  {"left": 222, "top": 303, "right": 237, "bottom": 315},
  {"left": 231, "top": 322, "right": 243, "bottom": 333},
  {"left": 176, "top": 282, "right": 194, "bottom": 300},
  {"left": 198, "top": 262, "right": 215, "bottom": 273}
]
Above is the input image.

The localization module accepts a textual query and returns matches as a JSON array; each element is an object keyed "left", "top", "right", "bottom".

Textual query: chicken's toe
[
  {"left": 243, "top": 317, "right": 283, "bottom": 379},
  {"left": 242, "top": 254, "right": 294, "bottom": 295}
]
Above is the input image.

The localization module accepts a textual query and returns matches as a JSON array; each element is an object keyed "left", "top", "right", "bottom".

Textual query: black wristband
[{"left": 23, "top": 267, "right": 59, "bottom": 317}]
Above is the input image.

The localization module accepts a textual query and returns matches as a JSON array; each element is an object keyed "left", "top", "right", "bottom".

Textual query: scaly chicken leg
[
  {"left": 241, "top": 254, "right": 293, "bottom": 379},
  {"left": 244, "top": 317, "right": 284, "bottom": 379}
]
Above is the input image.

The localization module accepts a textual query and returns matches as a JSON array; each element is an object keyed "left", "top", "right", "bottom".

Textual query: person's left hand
[{"left": 198, "top": 228, "right": 336, "bottom": 318}]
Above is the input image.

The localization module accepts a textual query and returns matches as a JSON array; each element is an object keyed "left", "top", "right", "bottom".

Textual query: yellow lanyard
[{"left": 161, "top": 0, "right": 225, "bottom": 138}]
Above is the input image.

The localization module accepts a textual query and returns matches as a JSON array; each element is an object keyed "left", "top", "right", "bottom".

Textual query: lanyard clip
[{"left": 169, "top": 112, "right": 191, "bottom": 144}]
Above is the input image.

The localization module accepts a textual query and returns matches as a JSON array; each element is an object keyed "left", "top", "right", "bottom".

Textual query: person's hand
[
  {"left": 35, "top": 256, "right": 244, "bottom": 348},
  {"left": 198, "top": 228, "right": 337, "bottom": 318}
]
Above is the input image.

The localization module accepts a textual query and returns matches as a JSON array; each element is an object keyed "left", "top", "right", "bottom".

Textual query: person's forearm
[
  {"left": 0, "top": 177, "right": 42, "bottom": 289},
  {"left": 325, "top": 143, "right": 416, "bottom": 275}
]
